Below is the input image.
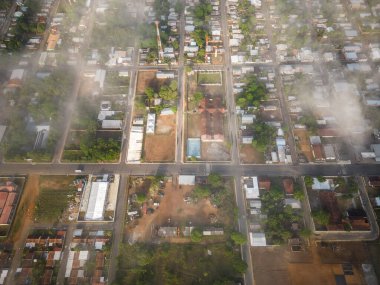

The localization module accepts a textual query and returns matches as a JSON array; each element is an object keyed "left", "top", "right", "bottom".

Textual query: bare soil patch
[
  {"left": 9, "top": 175, "right": 39, "bottom": 243},
  {"left": 294, "top": 129, "right": 313, "bottom": 162},
  {"left": 144, "top": 133, "right": 175, "bottom": 162},
  {"left": 136, "top": 70, "right": 171, "bottom": 95},
  {"left": 143, "top": 114, "right": 176, "bottom": 162},
  {"left": 253, "top": 242, "right": 369, "bottom": 285},
  {"left": 240, "top": 144, "right": 265, "bottom": 164},
  {"left": 126, "top": 183, "right": 219, "bottom": 242},
  {"left": 202, "top": 142, "right": 230, "bottom": 161},
  {"left": 187, "top": 114, "right": 201, "bottom": 137},
  {"left": 156, "top": 114, "right": 175, "bottom": 135}
]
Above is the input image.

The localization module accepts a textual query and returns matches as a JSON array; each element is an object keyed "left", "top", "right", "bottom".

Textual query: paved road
[
  {"left": 220, "top": 0, "right": 254, "bottom": 284},
  {"left": 53, "top": 0, "right": 97, "bottom": 163},
  {"left": 1, "top": 161, "right": 380, "bottom": 177},
  {"left": 0, "top": 0, "right": 17, "bottom": 40},
  {"left": 107, "top": 174, "right": 129, "bottom": 283}
]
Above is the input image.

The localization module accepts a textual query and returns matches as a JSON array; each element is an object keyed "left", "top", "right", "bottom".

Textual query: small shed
[
  {"left": 250, "top": 232, "right": 267, "bottom": 247},
  {"left": 178, "top": 175, "right": 196, "bottom": 186}
]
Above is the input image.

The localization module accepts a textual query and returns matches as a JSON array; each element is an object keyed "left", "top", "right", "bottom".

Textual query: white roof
[
  {"left": 285, "top": 198, "right": 301, "bottom": 209},
  {"left": 310, "top": 136, "right": 321, "bottom": 145},
  {"left": 10, "top": 69, "right": 24, "bottom": 80},
  {"left": 311, "top": 178, "right": 332, "bottom": 190},
  {"left": 94, "top": 69, "right": 106, "bottom": 89},
  {"left": 85, "top": 181, "right": 108, "bottom": 220},
  {"left": 146, "top": 113, "right": 156, "bottom": 134},
  {"left": 102, "top": 120, "right": 122, "bottom": 129},
  {"left": 250, "top": 232, "right": 267, "bottom": 246},
  {"left": 244, "top": 177, "right": 259, "bottom": 199},
  {"left": 178, "top": 175, "right": 196, "bottom": 185},
  {"left": 53, "top": 251, "right": 61, "bottom": 260},
  {"left": 371, "top": 144, "right": 380, "bottom": 157},
  {"left": 0, "top": 126, "right": 6, "bottom": 143},
  {"left": 249, "top": 200, "right": 262, "bottom": 209},
  {"left": 127, "top": 126, "right": 144, "bottom": 162},
  {"left": 79, "top": 250, "right": 89, "bottom": 260},
  {"left": 98, "top": 110, "right": 114, "bottom": 121}
]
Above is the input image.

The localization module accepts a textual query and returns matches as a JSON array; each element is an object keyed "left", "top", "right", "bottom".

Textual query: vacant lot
[
  {"left": 136, "top": 70, "right": 174, "bottom": 95},
  {"left": 114, "top": 243, "right": 244, "bottom": 285},
  {"left": 186, "top": 114, "right": 201, "bottom": 137},
  {"left": 202, "top": 141, "right": 231, "bottom": 161},
  {"left": 143, "top": 114, "right": 176, "bottom": 162},
  {"left": 127, "top": 181, "right": 219, "bottom": 242},
  {"left": 252, "top": 242, "right": 369, "bottom": 285},
  {"left": 240, "top": 144, "right": 265, "bottom": 164},
  {"left": 197, "top": 72, "right": 222, "bottom": 85},
  {"left": 126, "top": 176, "right": 236, "bottom": 242},
  {"left": 63, "top": 130, "right": 122, "bottom": 162},
  {"left": 34, "top": 176, "right": 78, "bottom": 224},
  {"left": 294, "top": 128, "right": 313, "bottom": 162}
]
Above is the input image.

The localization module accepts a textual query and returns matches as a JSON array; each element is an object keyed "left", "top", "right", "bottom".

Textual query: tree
[
  {"left": 236, "top": 74, "right": 268, "bottom": 108},
  {"left": 193, "top": 91, "right": 204, "bottom": 105},
  {"left": 317, "top": 176, "right": 326, "bottom": 183},
  {"left": 190, "top": 228, "right": 203, "bottom": 242},
  {"left": 299, "top": 114, "right": 318, "bottom": 134},
  {"left": 304, "top": 176, "right": 313, "bottom": 187},
  {"left": 145, "top": 87, "right": 155, "bottom": 99},
  {"left": 192, "top": 185, "right": 211, "bottom": 199},
  {"left": 294, "top": 189, "right": 305, "bottom": 201},
  {"left": 207, "top": 173, "right": 223, "bottom": 188},
  {"left": 232, "top": 258, "right": 247, "bottom": 274},
  {"left": 251, "top": 120, "right": 276, "bottom": 152},
  {"left": 299, "top": 228, "right": 313, "bottom": 238},
  {"left": 231, "top": 232, "right": 247, "bottom": 245},
  {"left": 158, "top": 82, "right": 177, "bottom": 101},
  {"left": 193, "top": 0, "right": 212, "bottom": 21},
  {"left": 312, "top": 210, "right": 330, "bottom": 226},
  {"left": 136, "top": 193, "right": 147, "bottom": 204}
]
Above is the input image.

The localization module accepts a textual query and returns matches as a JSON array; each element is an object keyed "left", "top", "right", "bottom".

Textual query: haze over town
[{"left": 0, "top": 0, "right": 380, "bottom": 284}]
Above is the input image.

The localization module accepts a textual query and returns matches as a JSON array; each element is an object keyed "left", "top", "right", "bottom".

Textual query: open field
[
  {"left": 143, "top": 115, "right": 176, "bottom": 162},
  {"left": 126, "top": 176, "right": 236, "bottom": 243},
  {"left": 197, "top": 71, "right": 222, "bottom": 85},
  {"left": 34, "top": 176, "right": 79, "bottom": 224},
  {"left": 126, "top": 181, "right": 219, "bottom": 242},
  {"left": 114, "top": 243, "right": 244, "bottom": 285},
  {"left": 252, "top": 242, "right": 369, "bottom": 285}
]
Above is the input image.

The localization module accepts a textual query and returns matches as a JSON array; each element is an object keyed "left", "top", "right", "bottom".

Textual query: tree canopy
[{"left": 236, "top": 75, "right": 268, "bottom": 108}]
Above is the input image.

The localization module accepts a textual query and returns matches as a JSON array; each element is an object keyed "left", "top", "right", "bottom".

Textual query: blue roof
[{"left": 187, "top": 138, "right": 201, "bottom": 158}]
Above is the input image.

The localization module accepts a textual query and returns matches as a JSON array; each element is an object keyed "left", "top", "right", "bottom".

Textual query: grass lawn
[
  {"left": 197, "top": 72, "right": 222, "bottom": 85},
  {"left": 114, "top": 243, "right": 245, "bottom": 285},
  {"left": 34, "top": 176, "right": 77, "bottom": 223}
]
